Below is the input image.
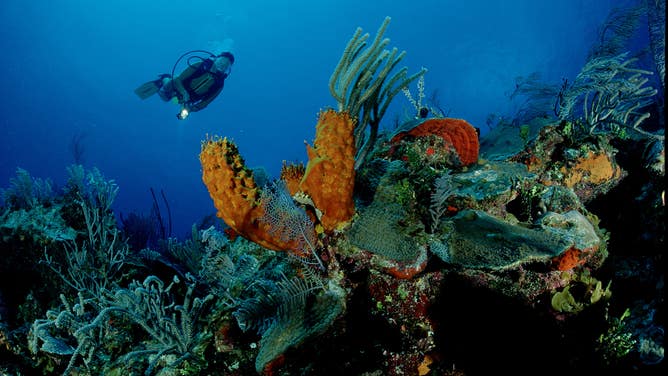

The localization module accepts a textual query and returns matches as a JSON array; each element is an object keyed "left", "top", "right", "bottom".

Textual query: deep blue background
[{"left": 1, "top": 0, "right": 624, "bottom": 238}]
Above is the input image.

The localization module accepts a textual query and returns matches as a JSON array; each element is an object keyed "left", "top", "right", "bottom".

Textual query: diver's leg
[{"left": 158, "top": 77, "right": 175, "bottom": 102}]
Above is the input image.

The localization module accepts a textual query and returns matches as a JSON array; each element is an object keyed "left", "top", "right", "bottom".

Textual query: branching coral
[
  {"left": 31, "top": 275, "right": 213, "bottom": 376},
  {"left": 27, "top": 166, "right": 217, "bottom": 375},
  {"left": 588, "top": 4, "right": 647, "bottom": 60},
  {"left": 160, "top": 223, "right": 206, "bottom": 276},
  {"left": 557, "top": 52, "right": 660, "bottom": 140},
  {"left": 402, "top": 72, "right": 445, "bottom": 118},
  {"left": 198, "top": 228, "right": 261, "bottom": 308},
  {"left": 507, "top": 72, "right": 561, "bottom": 125},
  {"left": 0, "top": 167, "right": 53, "bottom": 210},
  {"left": 65, "top": 165, "right": 119, "bottom": 214},
  {"left": 43, "top": 171, "right": 128, "bottom": 300},
  {"left": 102, "top": 274, "right": 214, "bottom": 375},
  {"left": 29, "top": 293, "right": 100, "bottom": 375},
  {"left": 329, "top": 16, "right": 426, "bottom": 169},
  {"left": 0, "top": 205, "right": 76, "bottom": 243},
  {"left": 44, "top": 186, "right": 129, "bottom": 298},
  {"left": 646, "top": 0, "right": 665, "bottom": 92}
]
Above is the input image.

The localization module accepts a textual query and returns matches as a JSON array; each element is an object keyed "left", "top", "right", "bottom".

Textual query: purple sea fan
[{"left": 259, "top": 180, "right": 324, "bottom": 270}]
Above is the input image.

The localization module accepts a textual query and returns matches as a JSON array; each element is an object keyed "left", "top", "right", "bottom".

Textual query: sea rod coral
[{"left": 329, "top": 16, "right": 426, "bottom": 170}]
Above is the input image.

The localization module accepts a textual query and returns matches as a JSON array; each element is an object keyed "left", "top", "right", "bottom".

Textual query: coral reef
[
  {"left": 237, "top": 272, "right": 345, "bottom": 373},
  {"left": 2, "top": 7, "right": 664, "bottom": 376}
]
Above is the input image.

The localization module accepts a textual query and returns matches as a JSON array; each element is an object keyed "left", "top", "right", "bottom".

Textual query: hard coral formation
[
  {"left": 299, "top": 109, "right": 356, "bottom": 232},
  {"left": 391, "top": 118, "right": 480, "bottom": 167},
  {"left": 200, "top": 137, "right": 304, "bottom": 252}
]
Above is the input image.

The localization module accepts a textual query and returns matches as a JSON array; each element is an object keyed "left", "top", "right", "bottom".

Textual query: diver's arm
[
  {"left": 173, "top": 63, "right": 201, "bottom": 103},
  {"left": 187, "top": 84, "right": 224, "bottom": 112},
  {"left": 172, "top": 78, "right": 189, "bottom": 103}
]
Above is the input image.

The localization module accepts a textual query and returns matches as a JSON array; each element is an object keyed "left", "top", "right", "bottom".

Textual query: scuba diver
[{"left": 134, "top": 51, "right": 235, "bottom": 120}]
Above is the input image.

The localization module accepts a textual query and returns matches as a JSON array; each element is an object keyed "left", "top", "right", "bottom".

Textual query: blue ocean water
[{"left": 0, "top": 0, "right": 640, "bottom": 238}]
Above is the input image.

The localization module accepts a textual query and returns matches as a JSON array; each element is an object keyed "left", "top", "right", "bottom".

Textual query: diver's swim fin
[{"left": 134, "top": 78, "right": 163, "bottom": 99}]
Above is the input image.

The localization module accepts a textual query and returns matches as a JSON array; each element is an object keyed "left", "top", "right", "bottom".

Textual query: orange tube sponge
[
  {"left": 200, "top": 137, "right": 302, "bottom": 251},
  {"left": 280, "top": 161, "right": 305, "bottom": 196},
  {"left": 299, "top": 109, "right": 356, "bottom": 232},
  {"left": 391, "top": 118, "right": 479, "bottom": 166}
]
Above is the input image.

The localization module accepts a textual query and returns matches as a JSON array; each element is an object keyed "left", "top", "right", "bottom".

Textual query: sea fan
[
  {"left": 259, "top": 180, "right": 324, "bottom": 270},
  {"left": 347, "top": 201, "right": 418, "bottom": 262}
]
